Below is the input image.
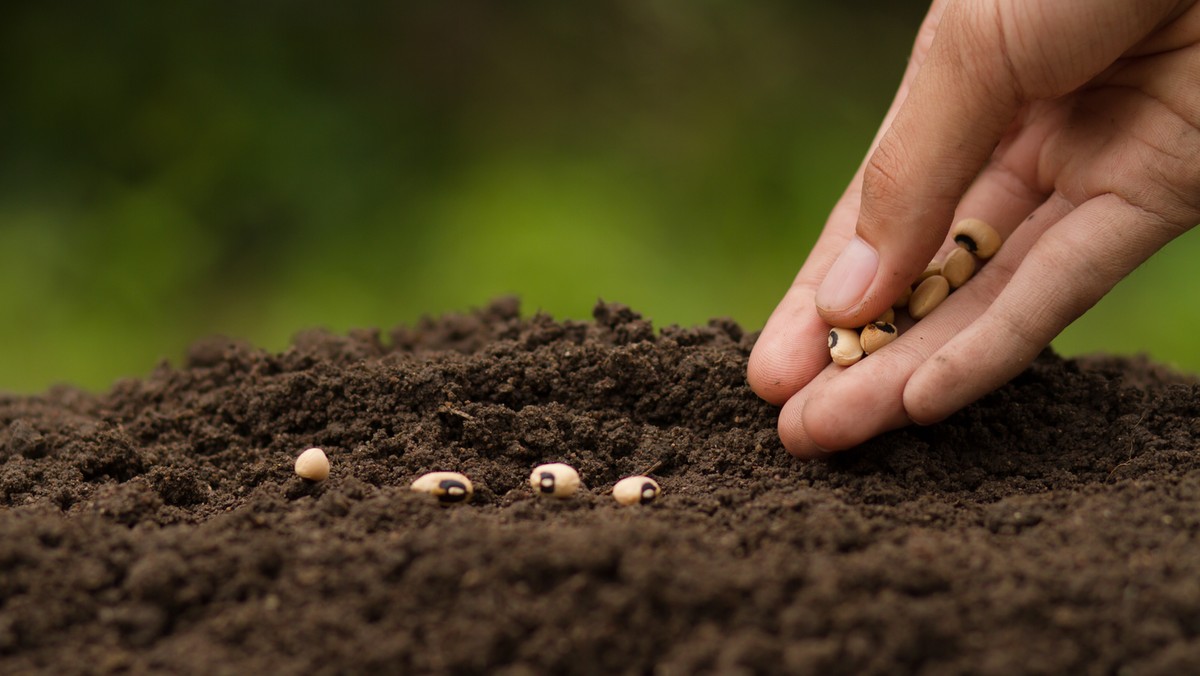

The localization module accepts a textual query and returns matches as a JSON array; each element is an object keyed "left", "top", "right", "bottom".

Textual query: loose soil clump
[{"left": 3, "top": 299, "right": 1200, "bottom": 674}]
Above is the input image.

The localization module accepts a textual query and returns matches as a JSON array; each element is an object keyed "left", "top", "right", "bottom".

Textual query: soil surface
[{"left": 3, "top": 299, "right": 1200, "bottom": 675}]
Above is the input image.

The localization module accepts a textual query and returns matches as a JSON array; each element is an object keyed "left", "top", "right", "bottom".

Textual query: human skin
[{"left": 748, "top": 0, "right": 1200, "bottom": 457}]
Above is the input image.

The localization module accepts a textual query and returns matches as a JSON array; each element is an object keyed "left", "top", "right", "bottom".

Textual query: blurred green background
[{"left": 3, "top": 0, "right": 1198, "bottom": 394}]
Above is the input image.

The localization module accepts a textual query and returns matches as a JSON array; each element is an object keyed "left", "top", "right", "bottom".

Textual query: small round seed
[
  {"left": 909, "top": 275, "right": 950, "bottom": 319},
  {"left": 294, "top": 448, "right": 330, "bottom": 482},
  {"left": 411, "top": 471, "right": 474, "bottom": 505},
  {"left": 951, "top": 218, "right": 1002, "bottom": 259},
  {"left": 860, "top": 322, "right": 898, "bottom": 355},
  {"left": 893, "top": 285, "right": 912, "bottom": 309},
  {"left": 941, "top": 247, "right": 976, "bottom": 288},
  {"left": 530, "top": 463, "right": 581, "bottom": 499},
  {"left": 613, "top": 476, "right": 660, "bottom": 505},
  {"left": 875, "top": 307, "right": 895, "bottom": 324},
  {"left": 828, "top": 327, "right": 864, "bottom": 367},
  {"left": 917, "top": 261, "right": 941, "bottom": 283}
]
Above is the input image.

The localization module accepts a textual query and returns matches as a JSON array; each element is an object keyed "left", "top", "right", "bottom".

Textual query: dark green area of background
[{"left": 3, "top": 0, "right": 1198, "bottom": 394}]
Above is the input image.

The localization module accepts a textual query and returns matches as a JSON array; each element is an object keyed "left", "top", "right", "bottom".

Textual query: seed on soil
[
  {"left": 875, "top": 307, "right": 895, "bottom": 324},
  {"left": 860, "top": 322, "right": 898, "bottom": 355},
  {"left": 941, "top": 247, "right": 976, "bottom": 288},
  {"left": 294, "top": 448, "right": 330, "bottom": 482},
  {"left": 909, "top": 275, "right": 950, "bottom": 319},
  {"left": 828, "top": 327, "right": 864, "bottom": 366},
  {"left": 951, "top": 218, "right": 1002, "bottom": 259},
  {"left": 411, "top": 471, "right": 474, "bottom": 504},
  {"left": 893, "top": 284, "right": 912, "bottom": 309},
  {"left": 530, "top": 463, "right": 581, "bottom": 499},
  {"left": 613, "top": 476, "right": 661, "bottom": 505}
]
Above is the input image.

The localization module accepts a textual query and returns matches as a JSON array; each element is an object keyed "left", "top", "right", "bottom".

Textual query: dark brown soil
[{"left": 4, "top": 299, "right": 1200, "bottom": 675}]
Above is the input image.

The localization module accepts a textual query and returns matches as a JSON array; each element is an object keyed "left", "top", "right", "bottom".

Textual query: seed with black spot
[
  {"left": 860, "top": 322, "right": 898, "bottom": 354},
  {"left": 828, "top": 327, "right": 863, "bottom": 366},
  {"left": 613, "top": 476, "right": 660, "bottom": 505},
  {"left": 529, "top": 463, "right": 581, "bottom": 499},
  {"left": 411, "top": 472, "right": 474, "bottom": 505},
  {"left": 951, "top": 218, "right": 1002, "bottom": 259}
]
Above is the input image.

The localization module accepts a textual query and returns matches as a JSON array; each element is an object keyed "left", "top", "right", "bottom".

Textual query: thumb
[
  {"left": 813, "top": 0, "right": 1182, "bottom": 328},
  {"left": 814, "top": 1, "right": 1021, "bottom": 327}
]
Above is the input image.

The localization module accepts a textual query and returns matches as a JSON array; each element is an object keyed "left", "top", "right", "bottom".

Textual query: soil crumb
[{"left": 3, "top": 299, "right": 1200, "bottom": 674}]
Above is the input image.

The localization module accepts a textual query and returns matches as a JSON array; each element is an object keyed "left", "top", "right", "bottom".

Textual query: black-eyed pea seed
[
  {"left": 917, "top": 261, "right": 941, "bottom": 283},
  {"left": 530, "top": 463, "right": 581, "bottom": 499},
  {"left": 828, "top": 327, "right": 864, "bottom": 367},
  {"left": 411, "top": 471, "right": 474, "bottom": 505},
  {"left": 294, "top": 448, "right": 330, "bottom": 481},
  {"left": 860, "top": 322, "right": 898, "bottom": 354},
  {"left": 909, "top": 275, "right": 950, "bottom": 319},
  {"left": 951, "top": 218, "right": 1002, "bottom": 259},
  {"left": 941, "top": 247, "right": 976, "bottom": 288},
  {"left": 875, "top": 307, "right": 895, "bottom": 324},
  {"left": 613, "top": 476, "right": 660, "bottom": 505},
  {"left": 893, "top": 285, "right": 912, "bottom": 309}
]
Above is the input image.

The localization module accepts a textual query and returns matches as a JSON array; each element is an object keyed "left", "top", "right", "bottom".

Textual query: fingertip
[
  {"left": 748, "top": 302, "right": 839, "bottom": 406},
  {"left": 777, "top": 390, "right": 831, "bottom": 459},
  {"left": 747, "top": 341, "right": 807, "bottom": 406}
]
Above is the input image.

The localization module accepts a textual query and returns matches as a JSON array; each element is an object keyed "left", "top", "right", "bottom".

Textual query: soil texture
[{"left": 3, "top": 299, "right": 1200, "bottom": 675}]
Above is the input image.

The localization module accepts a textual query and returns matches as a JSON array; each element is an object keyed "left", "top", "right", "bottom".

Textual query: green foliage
[{"left": 1, "top": 0, "right": 1196, "bottom": 393}]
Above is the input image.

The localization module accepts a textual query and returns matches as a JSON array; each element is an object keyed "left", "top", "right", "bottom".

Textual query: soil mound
[{"left": 3, "top": 299, "right": 1200, "bottom": 674}]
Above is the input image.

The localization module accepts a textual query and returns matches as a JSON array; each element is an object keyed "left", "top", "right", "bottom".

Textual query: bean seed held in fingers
[
  {"left": 909, "top": 275, "right": 950, "bottom": 320},
  {"left": 951, "top": 218, "right": 1002, "bottom": 259},
  {"left": 530, "top": 463, "right": 581, "bottom": 499},
  {"left": 294, "top": 448, "right": 330, "bottom": 482},
  {"left": 941, "top": 247, "right": 976, "bottom": 288},
  {"left": 828, "top": 327, "right": 864, "bottom": 366},
  {"left": 613, "top": 476, "right": 660, "bottom": 505},
  {"left": 893, "top": 285, "right": 912, "bottom": 309},
  {"left": 917, "top": 261, "right": 941, "bottom": 283},
  {"left": 411, "top": 471, "right": 474, "bottom": 505},
  {"left": 859, "top": 322, "right": 898, "bottom": 355},
  {"left": 875, "top": 307, "right": 895, "bottom": 324}
]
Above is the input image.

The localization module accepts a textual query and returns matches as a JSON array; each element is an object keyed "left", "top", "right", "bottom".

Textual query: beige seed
[
  {"left": 941, "top": 247, "right": 976, "bottom": 288},
  {"left": 951, "top": 218, "right": 1002, "bottom": 259},
  {"left": 613, "top": 476, "right": 660, "bottom": 505},
  {"left": 294, "top": 448, "right": 330, "bottom": 482},
  {"left": 893, "top": 285, "right": 912, "bottom": 309},
  {"left": 917, "top": 261, "right": 941, "bottom": 283},
  {"left": 859, "top": 322, "right": 898, "bottom": 355},
  {"left": 828, "top": 327, "right": 864, "bottom": 367},
  {"left": 530, "top": 463, "right": 581, "bottom": 499},
  {"left": 875, "top": 307, "right": 895, "bottom": 324},
  {"left": 411, "top": 471, "right": 474, "bottom": 505},
  {"left": 909, "top": 275, "right": 950, "bottom": 319}
]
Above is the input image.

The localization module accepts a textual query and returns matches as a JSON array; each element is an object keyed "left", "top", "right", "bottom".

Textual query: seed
[
  {"left": 909, "top": 275, "right": 950, "bottom": 319},
  {"left": 411, "top": 471, "right": 474, "bottom": 504},
  {"left": 828, "top": 327, "right": 864, "bottom": 366},
  {"left": 530, "top": 463, "right": 581, "bottom": 499},
  {"left": 294, "top": 448, "right": 330, "bottom": 482},
  {"left": 859, "top": 322, "right": 898, "bottom": 354},
  {"left": 941, "top": 247, "right": 976, "bottom": 288},
  {"left": 917, "top": 261, "right": 941, "bottom": 283},
  {"left": 951, "top": 218, "right": 1002, "bottom": 259},
  {"left": 613, "top": 476, "right": 660, "bottom": 505},
  {"left": 893, "top": 285, "right": 912, "bottom": 309},
  {"left": 875, "top": 307, "right": 895, "bottom": 324}
]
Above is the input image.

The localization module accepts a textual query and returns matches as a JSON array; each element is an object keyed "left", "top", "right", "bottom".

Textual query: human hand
[{"left": 748, "top": 0, "right": 1200, "bottom": 457}]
